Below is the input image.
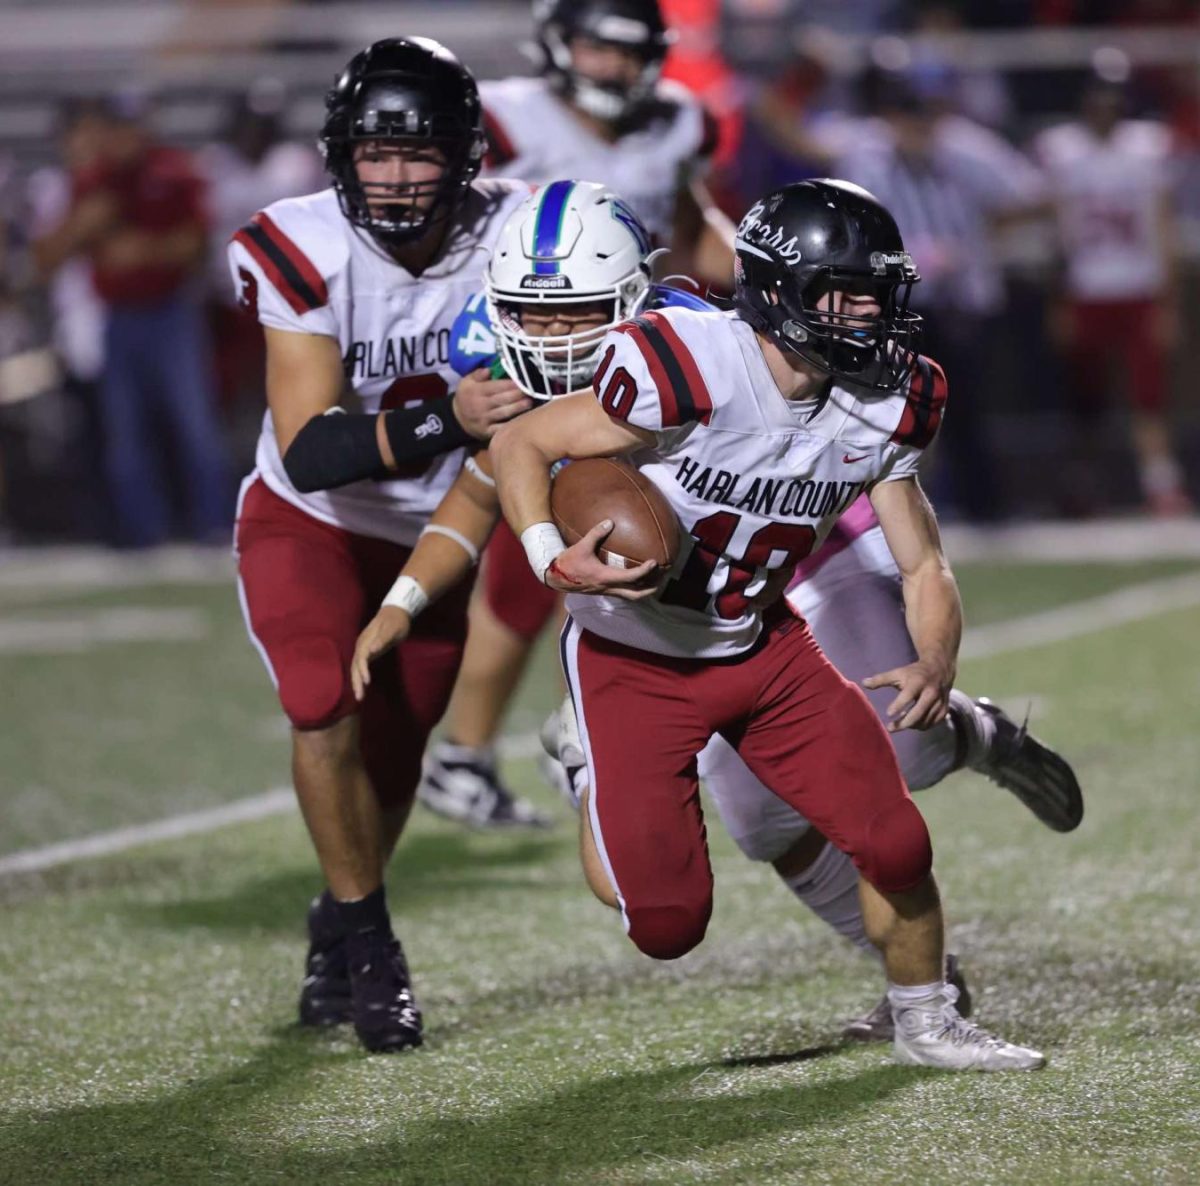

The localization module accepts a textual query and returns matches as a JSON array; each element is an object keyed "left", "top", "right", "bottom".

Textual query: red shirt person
[{"left": 35, "top": 96, "right": 230, "bottom": 546}]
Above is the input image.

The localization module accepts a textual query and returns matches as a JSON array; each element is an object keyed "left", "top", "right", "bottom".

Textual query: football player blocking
[
  {"left": 230, "top": 39, "right": 535, "bottom": 1053},
  {"left": 359, "top": 180, "right": 1079, "bottom": 1069},
  {"left": 419, "top": 0, "right": 733, "bottom": 828},
  {"left": 493, "top": 181, "right": 1050, "bottom": 1073}
]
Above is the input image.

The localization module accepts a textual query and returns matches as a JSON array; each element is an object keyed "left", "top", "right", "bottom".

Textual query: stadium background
[{"left": 2, "top": 3, "right": 1199, "bottom": 1185}]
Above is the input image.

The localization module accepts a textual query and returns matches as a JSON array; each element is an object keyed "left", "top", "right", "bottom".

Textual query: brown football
[{"left": 551, "top": 458, "right": 681, "bottom": 573}]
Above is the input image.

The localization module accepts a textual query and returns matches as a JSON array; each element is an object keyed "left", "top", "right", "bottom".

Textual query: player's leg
[
  {"left": 235, "top": 481, "right": 417, "bottom": 1052},
  {"left": 419, "top": 521, "right": 557, "bottom": 828},
  {"left": 147, "top": 295, "right": 231, "bottom": 541},
  {"left": 792, "top": 550, "right": 1083, "bottom": 831},
  {"left": 561, "top": 619, "right": 716, "bottom": 960},
  {"left": 1124, "top": 299, "right": 1192, "bottom": 515},
  {"left": 730, "top": 616, "right": 1044, "bottom": 1070},
  {"left": 97, "top": 308, "right": 170, "bottom": 547},
  {"left": 358, "top": 550, "right": 476, "bottom": 858}
]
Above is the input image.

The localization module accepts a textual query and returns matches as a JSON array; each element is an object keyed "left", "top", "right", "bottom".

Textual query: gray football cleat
[
  {"left": 892, "top": 988, "right": 1045, "bottom": 1072},
  {"left": 843, "top": 953, "right": 971, "bottom": 1043}
]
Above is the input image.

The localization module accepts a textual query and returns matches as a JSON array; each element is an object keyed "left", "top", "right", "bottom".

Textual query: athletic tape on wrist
[
  {"left": 520, "top": 522, "right": 566, "bottom": 584},
  {"left": 420, "top": 523, "right": 480, "bottom": 566},
  {"left": 381, "top": 575, "right": 429, "bottom": 618}
]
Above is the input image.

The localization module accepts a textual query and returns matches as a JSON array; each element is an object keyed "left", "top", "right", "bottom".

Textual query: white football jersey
[
  {"left": 479, "top": 76, "right": 714, "bottom": 242},
  {"left": 228, "top": 180, "right": 528, "bottom": 546},
  {"left": 1036, "top": 119, "right": 1172, "bottom": 301},
  {"left": 569, "top": 307, "right": 946, "bottom": 659}
]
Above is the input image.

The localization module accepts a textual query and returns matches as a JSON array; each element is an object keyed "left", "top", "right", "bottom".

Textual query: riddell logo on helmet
[
  {"left": 520, "top": 274, "right": 573, "bottom": 289},
  {"left": 737, "top": 202, "right": 803, "bottom": 265},
  {"left": 870, "top": 251, "right": 917, "bottom": 278}
]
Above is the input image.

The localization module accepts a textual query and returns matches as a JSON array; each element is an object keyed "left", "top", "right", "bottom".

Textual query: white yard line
[
  {"left": 3, "top": 569, "right": 1200, "bottom": 878},
  {"left": 960, "top": 570, "right": 1200, "bottom": 659},
  {"left": 0, "top": 607, "right": 210, "bottom": 653},
  {"left": 0, "top": 788, "right": 295, "bottom": 877}
]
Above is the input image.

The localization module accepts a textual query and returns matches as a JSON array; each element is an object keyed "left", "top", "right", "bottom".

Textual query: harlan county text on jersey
[
  {"left": 343, "top": 330, "right": 451, "bottom": 380},
  {"left": 674, "top": 454, "right": 868, "bottom": 520}
]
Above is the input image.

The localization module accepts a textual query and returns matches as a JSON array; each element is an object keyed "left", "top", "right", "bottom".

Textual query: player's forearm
[
  {"left": 489, "top": 419, "right": 556, "bottom": 536},
  {"left": 402, "top": 481, "right": 499, "bottom": 604},
  {"left": 902, "top": 562, "right": 962, "bottom": 681},
  {"left": 282, "top": 401, "right": 471, "bottom": 493}
]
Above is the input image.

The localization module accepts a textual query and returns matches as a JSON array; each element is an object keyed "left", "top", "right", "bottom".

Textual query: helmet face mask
[
  {"left": 534, "top": 0, "right": 671, "bottom": 125},
  {"left": 321, "top": 39, "right": 485, "bottom": 247},
  {"left": 486, "top": 180, "right": 653, "bottom": 398},
  {"left": 493, "top": 296, "right": 620, "bottom": 397},
  {"left": 734, "top": 181, "right": 923, "bottom": 391}
]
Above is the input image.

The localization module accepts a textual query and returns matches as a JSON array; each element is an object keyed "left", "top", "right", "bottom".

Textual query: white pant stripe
[{"left": 560, "top": 617, "right": 629, "bottom": 933}]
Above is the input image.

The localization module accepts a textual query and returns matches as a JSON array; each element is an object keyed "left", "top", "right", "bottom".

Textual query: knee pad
[
  {"left": 859, "top": 798, "right": 932, "bottom": 893},
  {"left": 625, "top": 901, "right": 711, "bottom": 961},
  {"left": 276, "top": 635, "right": 353, "bottom": 731}
]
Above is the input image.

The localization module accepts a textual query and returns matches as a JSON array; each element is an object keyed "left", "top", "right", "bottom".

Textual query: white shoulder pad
[
  {"left": 592, "top": 308, "right": 718, "bottom": 433},
  {"left": 227, "top": 189, "right": 345, "bottom": 335}
]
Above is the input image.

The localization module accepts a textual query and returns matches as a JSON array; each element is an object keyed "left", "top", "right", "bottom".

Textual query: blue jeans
[{"left": 99, "top": 295, "right": 231, "bottom": 546}]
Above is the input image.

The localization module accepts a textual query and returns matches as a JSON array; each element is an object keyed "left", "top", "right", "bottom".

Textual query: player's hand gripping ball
[{"left": 550, "top": 458, "right": 680, "bottom": 575}]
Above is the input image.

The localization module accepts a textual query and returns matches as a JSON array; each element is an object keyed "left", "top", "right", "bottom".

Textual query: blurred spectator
[
  {"left": 22, "top": 100, "right": 111, "bottom": 539},
  {"left": 833, "top": 68, "right": 1047, "bottom": 520},
  {"left": 1036, "top": 71, "right": 1193, "bottom": 516},
  {"left": 33, "top": 94, "right": 231, "bottom": 548},
  {"left": 197, "top": 82, "right": 321, "bottom": 423}
]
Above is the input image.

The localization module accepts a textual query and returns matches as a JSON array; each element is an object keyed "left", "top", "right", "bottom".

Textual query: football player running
[
  {"left": 356, "top": 181, "right": 1075, "bottom": 1067},
  {"left": 229, "top": 38, "right": 530, "bottom": 1053},
  {"left": 418, "top": 0, "right": 735, "bottom": 831},
  {"left": 487, "top": 179, "right": 1047, "bottom": 1071}
]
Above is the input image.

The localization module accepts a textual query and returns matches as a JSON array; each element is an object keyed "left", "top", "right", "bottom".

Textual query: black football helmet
[
  {"left": 532, "top": 0, "right": 672, "bottom": 124},
  {"left": 321, "top": 38, "right": 485, "bottom": 246},
  {"left": 733, "top": 179, "right": 922, "bottom": 390}
]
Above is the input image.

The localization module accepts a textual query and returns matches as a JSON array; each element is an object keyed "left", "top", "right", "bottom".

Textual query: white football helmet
[{"left": 485, "top": 179, "right": 656, "bottom": 398}]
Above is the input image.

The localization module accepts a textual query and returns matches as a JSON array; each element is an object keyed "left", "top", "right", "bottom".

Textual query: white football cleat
[{"left": 892, "top": 988, "right": 1046, "bottom": 1072}]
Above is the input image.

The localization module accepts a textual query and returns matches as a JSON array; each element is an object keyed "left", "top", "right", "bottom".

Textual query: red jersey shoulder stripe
[
  {"left": 890, "top": 355, "right": 947, "bottom": 449},
  {"left": 615, "top": 311, "right": 714, "bottom": 427},
  {"left": 232, "top": 211, "right": 328, "bottom": 316},
  {"left": 482, "top": 109, "right": 518, "bottom": 169}
]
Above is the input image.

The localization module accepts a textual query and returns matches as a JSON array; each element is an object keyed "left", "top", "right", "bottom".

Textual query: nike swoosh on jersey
[{"left": 843, "top": 453, "right": 871, "bottom": 464}]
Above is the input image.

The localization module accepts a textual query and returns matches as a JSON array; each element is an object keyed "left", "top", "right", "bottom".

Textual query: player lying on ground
[
  {"left": 229, "top": 38, "right": 532, "bottom": 1054},
  {"left": 357, "top": 179, "right": 1066, "bottom": 1068},
  {"left": 419, "top": 0, "right": 735, "bottom": 830}
]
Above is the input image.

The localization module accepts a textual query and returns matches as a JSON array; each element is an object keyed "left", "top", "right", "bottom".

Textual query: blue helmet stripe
[{"left": 532, "top": 180, "right": 575, "bottom": 275}]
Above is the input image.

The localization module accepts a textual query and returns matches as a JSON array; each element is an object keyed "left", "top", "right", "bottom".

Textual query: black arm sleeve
[
  {"left": 382, "top": 392, "right": 473, "bottom": 466},
  {"left": 283, "top": 397, "right": 473, "bottom": 493},
  {"left": 282, "top": 411, "right": 390, "bottom": 494}
]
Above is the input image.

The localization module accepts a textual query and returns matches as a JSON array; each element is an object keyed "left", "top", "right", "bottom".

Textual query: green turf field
[{"left": 2, "top": 558, "right": 1199, "bottom": 1185}]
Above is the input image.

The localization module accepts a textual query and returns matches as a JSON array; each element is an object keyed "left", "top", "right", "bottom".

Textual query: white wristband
[
  {"left": 520, "top": 522, "right": 567, "bottom": 584},
  {"left": 381, "top": 575, "right": 429, "bottom": 618},
  {"left": 420, "top": 523, "right": 480, "bottom": 565}
]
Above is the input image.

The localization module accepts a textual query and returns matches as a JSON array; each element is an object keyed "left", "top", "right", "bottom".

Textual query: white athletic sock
[
  {"left": 780, "top": 841, "right": 878, "bottom": 958},
  {"left": 948, "top": 689, "right": 997, "bottom": 770},
  {"left": 433, "top": 739, "right": 496, "bottom": 769},
  {"left": 887, "top": 979, "right": 946, "bottom": 1009},
  {"left": 1140, "top": 454, "right": 1185, "bottom": 498}
]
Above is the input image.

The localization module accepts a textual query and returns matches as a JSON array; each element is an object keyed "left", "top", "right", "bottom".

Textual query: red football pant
[
  {"left": 483, "top": 518, "right": 560, "bottom": 640},
  {"left": 235, "top": 479, "right": 472, "bottom": 806},
  {"left": 561, "top": 611, "right": 931, "bottom": 961},
  {"left": 1067, "top": 298, "right": 1166, "bottom": 415}
]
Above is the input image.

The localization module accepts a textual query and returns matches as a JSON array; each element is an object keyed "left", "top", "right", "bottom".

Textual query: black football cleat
[
  {"left": 974, "top": 698, "right": 1084, "bottom": 833},
  {"left": 299, "top": 892, "right": 352, "bottom": 1028},
  {"left": 347, "top": 931, "right": 424, "bottom": 1054}
]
